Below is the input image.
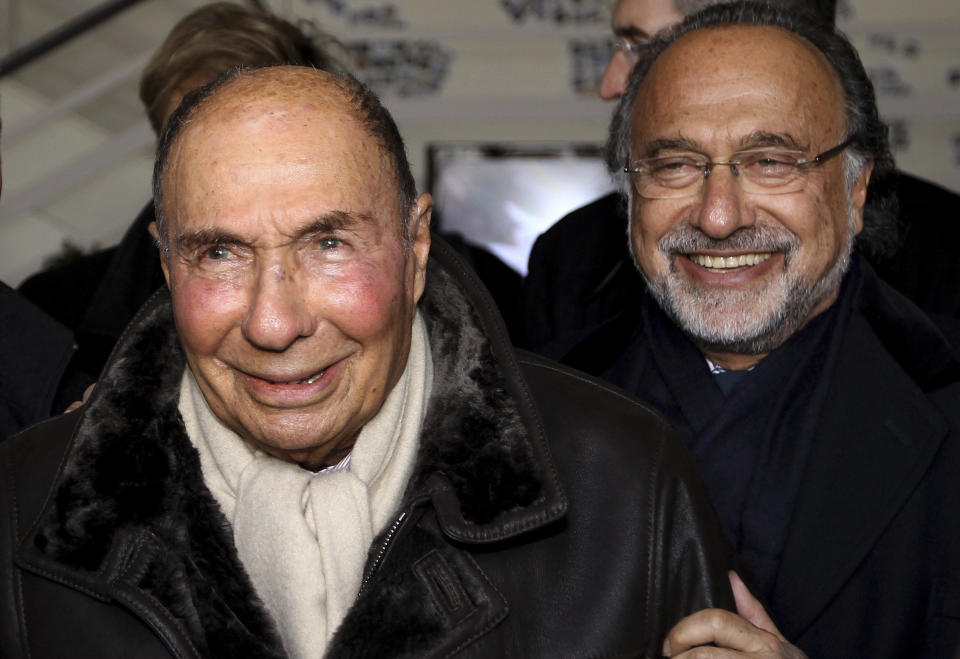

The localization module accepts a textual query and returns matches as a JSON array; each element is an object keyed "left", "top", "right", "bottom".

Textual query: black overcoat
[
  {"left": 0, "top": 237, "right": 735, "bottom": 658},
  {"left": 559, "top": 257, "right": 960, "bottom": 659}
]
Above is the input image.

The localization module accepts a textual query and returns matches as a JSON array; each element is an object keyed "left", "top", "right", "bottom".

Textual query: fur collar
[{"left": 21, "top": 238, "right": 565, "bottom": 656}]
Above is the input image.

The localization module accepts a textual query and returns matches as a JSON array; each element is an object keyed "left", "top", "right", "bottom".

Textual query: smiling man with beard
[{"left": 561, "top": 3, "right": 960, "bottom": 658}]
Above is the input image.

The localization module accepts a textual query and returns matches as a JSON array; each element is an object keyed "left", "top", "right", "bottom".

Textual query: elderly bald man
[{"left": 0, "top": 66, "right": 737, "bottom": 658}]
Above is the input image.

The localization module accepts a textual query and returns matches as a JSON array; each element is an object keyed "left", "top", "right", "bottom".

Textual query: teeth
[
  {"left": 690, "top": 253, "right": 772, "bottom": 271},
  {"left": 264, "top": 368, "right": 328, "bottom": 385},
  {"left": 297, "top": 370, "right": 326, "bottom": 385}
]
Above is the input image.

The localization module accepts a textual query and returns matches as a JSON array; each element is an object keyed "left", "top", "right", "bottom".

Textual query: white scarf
[{"left": 179, "top": 312, "right": 432, "bottom": 658}]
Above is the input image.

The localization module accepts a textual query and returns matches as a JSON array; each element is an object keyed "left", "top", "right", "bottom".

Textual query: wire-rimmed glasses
[
  {"left": 612, "top": 36, "right": 653, "bottom": 63},
  {"left": 624, "top": 137, "right": 855, "bottom": 200}
]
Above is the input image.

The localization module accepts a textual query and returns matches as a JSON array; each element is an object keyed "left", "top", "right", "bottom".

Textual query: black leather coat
[{"left": 0, "top": 238, "right": 735, "bottom": 658}]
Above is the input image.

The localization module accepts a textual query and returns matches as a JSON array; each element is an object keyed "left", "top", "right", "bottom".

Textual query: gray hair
[{"left": 607, "top": 1, "right": 898, "bottom": 260}]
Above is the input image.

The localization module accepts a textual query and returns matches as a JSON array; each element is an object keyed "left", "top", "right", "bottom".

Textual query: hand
[
  {"left": 661, "top": 571, "right": 807, "bottom": 657},
  {"left": 65, "top": 383, "right": 95, "bottom": 412}
]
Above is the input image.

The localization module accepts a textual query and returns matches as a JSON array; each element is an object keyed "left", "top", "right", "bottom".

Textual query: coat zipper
[{"left": 358, "top": 511, "right": 407, "bottom": 596}]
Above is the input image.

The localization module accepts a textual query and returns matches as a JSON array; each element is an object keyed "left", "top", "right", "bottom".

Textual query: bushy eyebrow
[
  {"left": 173, "top": 210, "right": 379, "bottom": 254},
  {"left": 638, "top": 136, "right": 703, "bottom": 158},
  {"left": 736, "top": 131, "right": 805, "bottom": 151},
  {"left": 175, "top": 229, "right": 245, "bottom": 255},
  {"left": 295, "top": 210, "right": 377, "bottom": 241},
  {"left": 636, "top": 132, "right": 807, "bottom": 159}
]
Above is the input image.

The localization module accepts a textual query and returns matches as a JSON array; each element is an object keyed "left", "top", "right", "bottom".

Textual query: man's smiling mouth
[
  {"left": 292, "top": 370, "right": 326, "bottom": 385},
  {"left": 238, "top": 361, "right": 338, "bottom": 387},
  {"left": 262, "top": 368, "right": 328, "bottom": 385},
  {"left": 688, "top": 252, "right": 773, "bottom": 272}
]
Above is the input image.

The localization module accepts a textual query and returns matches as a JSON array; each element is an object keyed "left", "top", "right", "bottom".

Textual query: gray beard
[{"left": 638, "top": 215, "right": 856, "bottom": 356}]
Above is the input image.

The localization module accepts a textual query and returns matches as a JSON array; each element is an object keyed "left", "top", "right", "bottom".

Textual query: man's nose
[
  {"left": 242, "top": 262, "right": 317, "bottom": 351},
  {"left": 599, "top": 51, "right": 630, "bottom": 100},
  {"left": 691, "top": 166, "right": 753, "bottom": 239}
]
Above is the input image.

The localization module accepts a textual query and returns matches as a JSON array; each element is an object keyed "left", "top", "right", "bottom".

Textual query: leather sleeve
[
  {"left": 645, "top": 423, "right": 738, "bottom": 640},
  {"left": 0, "top": 414, "right": 79, "bottom": 658},
  {"left": 517, "top": 353, "right": 737, "bottom": 656},
  {"left": 0, "top": 435, "right": 27, "bottom": 657}
]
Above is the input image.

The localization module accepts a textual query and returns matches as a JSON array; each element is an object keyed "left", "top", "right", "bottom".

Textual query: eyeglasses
[
  {"left": 612, "top": 37, "right": 653, "bottom": 62},
  {"left": 624, "top": 137, "right": 855, "bottom": 200}
]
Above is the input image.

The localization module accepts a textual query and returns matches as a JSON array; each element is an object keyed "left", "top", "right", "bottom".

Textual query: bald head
[
  {"left": 600, "top": 0, "right": 837, "bottom": 100},
  {"left": 153, "top": 66, "right": 416, "bottom": 257},
  {"left": 631, "top": 25, "right": 846, "bottom": 149}
]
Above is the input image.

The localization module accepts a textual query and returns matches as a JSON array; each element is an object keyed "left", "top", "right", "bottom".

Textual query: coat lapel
[
  {"left": 771, "top": 311, "right": 948, "bottom": 640},
  {"left": 19, "top": 523, "right": 285, "bottom": 658},
  {"left": 16, "top": 292, "right": 285, "bottom": 659}
]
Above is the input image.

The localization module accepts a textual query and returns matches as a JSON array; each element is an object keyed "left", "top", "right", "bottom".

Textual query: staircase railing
[{"left": 0, "top": 0, "right": 149, "bottom": 78}]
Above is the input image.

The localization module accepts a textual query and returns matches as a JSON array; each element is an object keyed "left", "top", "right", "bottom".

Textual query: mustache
[{"left": 657, "top": 223, "right": 800, "bottom": 255}]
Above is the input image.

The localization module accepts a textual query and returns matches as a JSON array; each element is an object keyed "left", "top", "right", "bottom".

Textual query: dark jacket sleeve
[
  {"left": 646, "top": 425, "right": 737, "bottom": 639},
  {"left": 0, "top": 284, "right": 78, "bottom": 440},
  {"left": 0, "top": 414, "right": 79, "bottom": 655},
  {"left": 517, "top": 353, "right": 736, "bottom": 656}
]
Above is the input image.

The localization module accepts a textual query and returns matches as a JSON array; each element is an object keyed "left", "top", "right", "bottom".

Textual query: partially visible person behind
[
  {"left": 562, "top": 3, "right": 960, "bottom": 657},
  {"left": 0, "top": 283, "right": 81, "bottom": 440},
  {"left": 17, "top": 2, "right": 341, "bottom": 382},
  {"left": 523, "top": 0, "right": 960, "bottom": 353},
  {"left": 0, "top": 120, "right": 89, "bottom": 440}
]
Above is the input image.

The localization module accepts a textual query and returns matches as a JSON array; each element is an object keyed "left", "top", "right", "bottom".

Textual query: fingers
[
  {"left": 730, "top": 571, "right": 783, "bottom": 639},
  {"left": 65, "top": 383, "right": 96, "bottom": 413},
  {"left": 662, "top": 578, "right": 809, "bottom": 659},
  {"left": 663, "top": 608, "right": 783, "bottom": 657}
]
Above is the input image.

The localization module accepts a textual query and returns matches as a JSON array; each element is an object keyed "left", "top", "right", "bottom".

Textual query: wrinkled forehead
[
  {"left": 175, "top": 73, "right": 363, "bottom": 157},
  {"left": 162, "top": 72, "right": 394, "bottom": 213},
  {"left": 633, "top": 24, "right": 847, "bottom": 140}
]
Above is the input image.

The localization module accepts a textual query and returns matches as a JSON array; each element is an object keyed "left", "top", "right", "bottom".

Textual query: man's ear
[
  {"left": 850, "top": 160, "right": 874, "bottom": 236},
  {"left": 148, "top": 221, "right": 172, "bottom": 288},
  {"left": 410, "top": 193, "right": 432, "bottom": 303}
]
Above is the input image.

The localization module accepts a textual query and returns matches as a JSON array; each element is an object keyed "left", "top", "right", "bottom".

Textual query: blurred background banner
[{"left": 1, "top": 0, "right": 958, "bottom": 285}]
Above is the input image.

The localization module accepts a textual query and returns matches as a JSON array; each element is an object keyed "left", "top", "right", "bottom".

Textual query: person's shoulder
[
  {"left": 0, "top": 413, "right": 79, "bottom": 536},
  {"left": 514, "top": 350, "right": 711, "bottom": 514},
  {"left": 0, "top": 284, "right": 77, "bottom": 438},
  {"left": 534, "top": 191, "right": 624, "bottom": 247},
  {"left": 2, "top": 412, "right": 78, "bottom": 469},
  {"left": 863, "top": 269, "right": 960, "bottom": 376},
  {"left": 516, "top": 349, "right": 671, "bottom": 444},
  {"left": 17, "top": 247, "right": 119, "bottom": 330},
  {"left": 897, "top": 171, "right": 960, "bottom": 215},
  {"left": 860, "top": 271, "right": 960, "bottom": 425}
]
